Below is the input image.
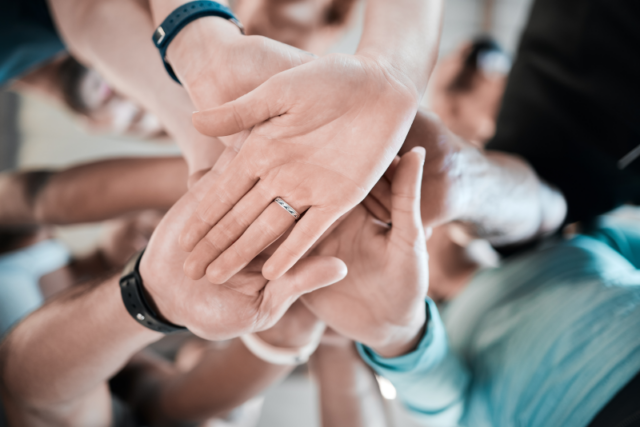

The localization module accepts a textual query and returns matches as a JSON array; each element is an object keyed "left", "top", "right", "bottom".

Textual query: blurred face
[
  {"left": 429, "top": 43, "right": 508, "bottom": 146},
  {"left": 76, "top": 68, "right": 166, "bottom": 139},
  {"left": 16, "top": 56, "right": 166, "bottom": 139}
]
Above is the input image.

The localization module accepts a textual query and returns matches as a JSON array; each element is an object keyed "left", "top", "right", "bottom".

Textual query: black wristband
[
  {"left": 152, "top": 1, "right": 244, "bottom": 84},
  {"left": 120, "top": 250, "right": 187, "bottom": 334}
]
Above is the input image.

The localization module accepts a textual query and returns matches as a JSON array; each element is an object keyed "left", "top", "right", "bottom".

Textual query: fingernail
[{"left": 411, "top": 146, "right": 426, "bottom": 156}]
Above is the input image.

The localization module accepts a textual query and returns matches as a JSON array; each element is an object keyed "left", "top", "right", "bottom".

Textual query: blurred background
[{"left": 0, "top": 0, "right": 533, "bottom": 425}]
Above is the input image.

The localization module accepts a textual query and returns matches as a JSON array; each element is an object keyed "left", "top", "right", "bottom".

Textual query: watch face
[{"left": 153, "top": 27, "right": 166, "bottom": 46}]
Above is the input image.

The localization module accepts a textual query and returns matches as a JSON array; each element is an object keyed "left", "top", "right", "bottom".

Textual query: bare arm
[
  {"left": 48, "top": 0, "right": 224, "bottom": 172},
  {"left": 357, "top": 0, "right": 443, "bottom": 99},
  {"left": 401, "top": 110, "right": 567, "bottom": 245},
  {"left": 0, "top": 276, "right": 161, "bottom": 426},
  {"left": 0, "top": 157, "right": 187, "bottom": 226},
  {"left": 150, "top": 301, "right": 318, "bottom": 424},
  {"left": 309, "top": 335, "right": 389, "bottom": 427}
]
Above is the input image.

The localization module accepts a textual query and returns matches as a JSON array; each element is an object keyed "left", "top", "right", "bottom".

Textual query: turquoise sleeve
[{"left": 357, "top": 299, "right": 470, "bottom": 425}]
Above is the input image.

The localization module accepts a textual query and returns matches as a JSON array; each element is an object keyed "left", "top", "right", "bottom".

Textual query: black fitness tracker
[
  {"left": 120, "top": 250, "right": 187, "bottom": 334},
  {"left": 152, "top": 1, "right": 244, "bottom": 84}
]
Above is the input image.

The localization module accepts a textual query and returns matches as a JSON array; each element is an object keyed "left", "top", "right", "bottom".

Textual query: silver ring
[{"left": 274, "top": 197, "right": 300, "bottom": 220}]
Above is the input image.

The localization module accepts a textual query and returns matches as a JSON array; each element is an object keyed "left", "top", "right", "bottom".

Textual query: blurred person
[{"left": 429, "top": 37, "right": 510, "bottom": 146}]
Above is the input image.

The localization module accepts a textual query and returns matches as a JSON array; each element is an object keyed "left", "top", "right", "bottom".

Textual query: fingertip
[
  {"left": 183, "top": 255, "right": 206, "bottom": 281},
  {"left": 191, "top": 110, "right": 211, "bottom": 135},
  {"left": 410, "top": 145, "right": 426, "bottom": 160},
  {"left": 262, "top": 260, "right": 285, "bottom": 282},
  {"left": 329, "top": 257, "right": 348, "bottom": 281},
  {"left": 304, "top": 256, "right": 348, "bottom": 288},
  {"left": 205, "top": 264, "right": 228, "bottom": 285}
]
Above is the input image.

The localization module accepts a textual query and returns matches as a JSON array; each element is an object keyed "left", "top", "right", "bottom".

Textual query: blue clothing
[
  {"left": 0, "top": 239, "right": 70, "bottom": 336},
  {"left": 359, "top": 222, "right": 640, "bottom": 426},
  {"left": 0, "top": 0, "right": 66, "bottom": 85}
]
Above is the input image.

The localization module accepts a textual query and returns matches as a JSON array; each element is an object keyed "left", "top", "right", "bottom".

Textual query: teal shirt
[
  {"left": 0, "top": 239, "right": 70, "bottom": 336},
  {"left": 359, "top": 219, "right": 640, "bottom": 426}
]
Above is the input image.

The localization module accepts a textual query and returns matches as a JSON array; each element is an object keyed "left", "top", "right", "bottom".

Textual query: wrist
[
  {"left": 133, "top": 251, "right": 187, "bottom": 332},
  {"left": 369, "top": 309, "right": 427, "bottom": 358},
  {"left": 359, "top": 53, "right": 423, "bottom": 106},
  {"left": 109, "top": 275, "right": 164, "bottom": 343},
  {"left": 165, "top": 16, "right": 242, "bottom": 94}
]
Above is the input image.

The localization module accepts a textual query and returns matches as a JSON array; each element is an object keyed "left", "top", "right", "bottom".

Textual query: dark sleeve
[{"left": 486, "top": 0, "right": 640, "bottom": 224}]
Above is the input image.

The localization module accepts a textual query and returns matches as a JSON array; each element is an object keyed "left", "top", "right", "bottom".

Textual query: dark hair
[
  {"left": 57, "top": 56, "right": 90, "bottom": 114},
  {"left": 325, "top": 0, "right": 358, "bottom": 26},
  {"left": 448, "top": 36, "right": 505, "bottom": 92}
]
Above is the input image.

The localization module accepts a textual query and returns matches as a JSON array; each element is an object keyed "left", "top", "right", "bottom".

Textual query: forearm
[
  {"left": 0, "top": 275, "right": 160, "bottom": 424},
  {"left": 36, "top": 157, "right": 188, "bottom": 224},
  {"left": 49, "top": 0, "right": 224, "bottom": 172},
  {"left": 156, "top": 339, "right": 292, "bottom": 423},
  {"left": 310, "top": 342, "right": 388, "bottom": 427},
  {"left": 0, "top": 157, "right": 187, "bottom": 226},
  {"left": 358, "top": 0, "right": 443, "bottom": 99},
  {"left": 156, "top": 303, "right": 316, "bottom": 422},
  {"left": 402, "top": 110, "right": 566, "bottom": 245}
]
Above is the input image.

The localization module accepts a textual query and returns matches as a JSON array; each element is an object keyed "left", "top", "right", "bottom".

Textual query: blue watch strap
[{"left": 152, "top": 1, "right": 244, "bottom": 84}]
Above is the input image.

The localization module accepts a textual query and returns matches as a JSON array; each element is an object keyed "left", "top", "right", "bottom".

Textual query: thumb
[
  {"left": 265, "top": 256, "right": 347, "bottom": 308},
  {"left": 192, "top": 79, "right": 286, "bottom": 137},
  {"left": 390, "top": 146, "right": 426, "bottom": 243}
]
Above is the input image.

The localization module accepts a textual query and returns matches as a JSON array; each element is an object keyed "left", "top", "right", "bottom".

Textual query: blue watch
[{"left": 152, "top": 1, "right": 244, "bottom": 84}]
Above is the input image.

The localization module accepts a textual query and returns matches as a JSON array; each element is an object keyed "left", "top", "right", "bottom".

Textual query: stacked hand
[
  {"left": 180, "top": 53, "right": 420, "bottom": 285},
  {"left": 138, "top": 148, "right": 347, "bottom": 340},
  {"left": 302, "top": 147, "right": 430, "bottom": 358}
]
